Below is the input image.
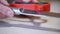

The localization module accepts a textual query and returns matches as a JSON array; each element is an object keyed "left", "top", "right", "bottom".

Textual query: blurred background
[{"left": 0, "top": 0, "right": 60, "bottom": 34}]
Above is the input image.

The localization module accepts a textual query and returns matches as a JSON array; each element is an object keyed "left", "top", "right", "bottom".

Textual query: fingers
[
  {"left": 0, "top": 4, "right": 14, "bottom": 19},
  {"left": 0, "top": 12, "right": 7, "bottom": 19},
  {"left": 5, "top": 7, "right": 14, "bottom": 17},
  {"left": 0, "top": 0, "right": 9, "bottom": 6}
]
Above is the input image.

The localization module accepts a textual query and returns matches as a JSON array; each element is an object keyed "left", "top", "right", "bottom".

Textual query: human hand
[{"left": 0, "top": 3, "right": 14, "bottom": 19}]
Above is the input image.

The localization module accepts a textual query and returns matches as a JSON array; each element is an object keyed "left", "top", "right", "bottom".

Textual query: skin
[{"left": 0, "top": 0, "right": 14, "bottom": 19}]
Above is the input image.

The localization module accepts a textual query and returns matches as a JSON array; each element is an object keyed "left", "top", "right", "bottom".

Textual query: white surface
[
  {"left": 12, "top": 8, "right": 22, "bottom": 15},
  {"left": 50, "top": 1, "right": 60, "bottom": 13},
  {"left": 0, "top": 27, "right": 60, "bottom": 34}
]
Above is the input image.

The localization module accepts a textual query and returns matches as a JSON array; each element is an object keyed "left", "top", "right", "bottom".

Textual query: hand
[
  {"left": 0, "top": 2, "right": 14, "bottom": 19},
  {"left": 0, "top": 0, "right": 9, "bottom": 6}
]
